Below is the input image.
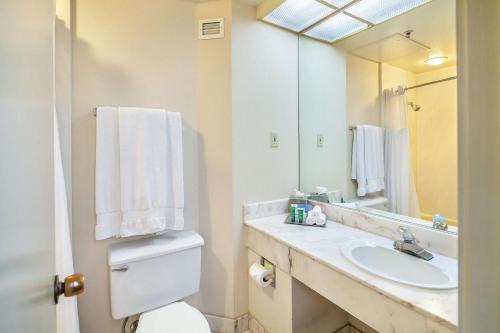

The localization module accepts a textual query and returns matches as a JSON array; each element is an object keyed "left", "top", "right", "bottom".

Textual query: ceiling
[
  {"left": 237, "top": 0, "right": 265, "bottom": 6},
  {"left": 334, "top": 0, "right": 456, "bottom": 73}
]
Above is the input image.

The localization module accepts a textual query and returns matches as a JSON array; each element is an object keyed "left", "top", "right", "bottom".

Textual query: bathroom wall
[
  {"left": 414, "top": 66, "right": 458, "bottom": 223},
  {"left": 299, "top": 38, "right": 347, "bottom": 195},
  {"left": 71, "top": 0, "right": 199, "bottom": 331},
  {"left": 344, "top": 58, "right": 418, "bottom": 200},
  {"left": 72, "top": 0, "right": 299, "bottom": 330},
  {"left": 345, "top": 55, "right": 380, "bottom": 199},
  {"left": 346, "top": 59, "right": 458, "bottom": 224},
  {"left": 232, "top": 1, "right": 299, "bottom": 316},
  {"left": 191, "top": 0, "right": 237, "bottom": 319},
  {"left": 381, "top": 63, "right": 417, "bottom": 98},
  {"left": 346, "top": 55, "right": 380, "bottom": 127},
  {"left": 55, "top": 0, "right": 72, "bottom": 216},
  {"left": 457, "top": 1, "right": 500, "bottom": 330}
]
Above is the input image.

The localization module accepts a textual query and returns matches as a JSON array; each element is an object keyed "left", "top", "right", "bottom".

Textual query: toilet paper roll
[{"left": 249, "top": 263, "right": 273, "bottom": 287}]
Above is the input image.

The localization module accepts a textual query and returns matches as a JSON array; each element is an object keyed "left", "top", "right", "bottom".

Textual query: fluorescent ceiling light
[
  {"left": 262, "top": 0, "right": 334, "bottom": 32},
  {"left": 346, "top": 0, "right": 431, "bottom": 24},
  {"left": 425, "top": 56, "right": 448, "bottom": 66},
  {"left": 305, "top": 12, "right": 368, "bottom": 42}
]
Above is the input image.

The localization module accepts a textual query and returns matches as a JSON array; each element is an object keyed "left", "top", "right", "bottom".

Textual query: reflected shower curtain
[{"left": 383, "top": 87, "right": 420, "bottom": 218}]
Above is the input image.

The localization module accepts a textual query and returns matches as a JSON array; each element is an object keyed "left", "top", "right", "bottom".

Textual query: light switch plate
[
  {"left": 270, "top": 132, "right": 279, "bottom": 148},
  {"left": 317, "top": 134, "right": 324, "bottom": 148}
]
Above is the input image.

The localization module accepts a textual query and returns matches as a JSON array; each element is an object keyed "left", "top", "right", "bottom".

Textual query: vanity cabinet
[{"left": 246, "top": 225, "right": 456, "bottom": 333}]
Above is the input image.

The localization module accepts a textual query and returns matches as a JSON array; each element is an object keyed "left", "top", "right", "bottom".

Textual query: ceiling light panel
[
  {"left": 262, "top": 0, "right": 335, "bottom": 32},
  {"left": 346, "top": 0, "right": 431, "bottom": 24},
  {"left": 305, "top": 12, "right": 368, "bottom": 42}
]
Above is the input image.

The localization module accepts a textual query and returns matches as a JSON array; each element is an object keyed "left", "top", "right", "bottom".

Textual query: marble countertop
[{"left": 244, "top": 214, "right": 458, "bottom": 330}]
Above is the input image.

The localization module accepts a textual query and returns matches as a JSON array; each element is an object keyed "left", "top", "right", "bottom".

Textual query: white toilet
[{"left": 108, "top": 230, "right": 210, "bottom": 332}]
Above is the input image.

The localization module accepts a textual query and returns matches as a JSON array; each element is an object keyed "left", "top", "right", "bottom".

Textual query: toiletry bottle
[
  {"left": 297, "top": 208, "right": 305, "bottom": 223},
  {"left": 290, "top": 204, "right": 297, "bottom": 222}
]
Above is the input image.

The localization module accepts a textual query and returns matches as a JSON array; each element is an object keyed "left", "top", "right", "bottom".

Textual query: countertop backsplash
[{"left": 244, "top": 198, "right": 458, "bottom": 259}]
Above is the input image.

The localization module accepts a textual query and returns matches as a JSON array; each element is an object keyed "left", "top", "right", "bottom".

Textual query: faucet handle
[
  {"left": 398, "top": 226, "right": 416, "bottom": 244},
  {"left": 432, "top": 214, "right": 448, "bottom": 231}
]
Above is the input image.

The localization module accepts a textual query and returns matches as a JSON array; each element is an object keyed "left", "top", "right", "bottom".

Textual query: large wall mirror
[{"left": 299, "top": 0, "right": 457, "bottom": 233}]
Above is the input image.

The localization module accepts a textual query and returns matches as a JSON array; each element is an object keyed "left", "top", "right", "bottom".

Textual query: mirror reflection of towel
[{"left": 352, "top": 125, "right": 385, "bottom": 196}]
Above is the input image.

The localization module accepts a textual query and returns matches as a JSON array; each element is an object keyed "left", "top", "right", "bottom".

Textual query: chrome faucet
[
  {"left": 432, "top": 214, "right": 448, "bottom": 231},
  {"left": 393, "top": 226, "right": 434, "bottom": 261}
]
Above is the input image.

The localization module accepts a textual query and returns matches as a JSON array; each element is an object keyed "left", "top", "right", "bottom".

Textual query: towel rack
[
  {"left": 92, "top": 107, "right": 97, "bottom": 117},
  {"left": 349, "top": 125, "right": 356, "bottom": 131}
]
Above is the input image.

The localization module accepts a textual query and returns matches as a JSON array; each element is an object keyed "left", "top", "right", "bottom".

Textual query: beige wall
[
  {"left": 72, "top": 1, "right": 299, "bottom": 330},
  {"left": 348, "top": 61, "right": 458, "bottom": 224},
  {"left": 345, "top": 55, "right": 380, "bottom": 199},
  {"left": 299, "top": 38, "right": 347, "bottom": 195},
  {"left": 232, "top": 1, "right": 299, "bottom": 316},
  {"left": 347, "top": 55, "right": 380, "bottom": 127},
  {"left": 71, "top": 1, "right": 200, "bottom": 331},
  {"left": 457, "top": 1, "right": 500, "bottom": 331},
  {"left": 345, "top": 59, "right": 417, "bottom": 201},
  {"left": 414, "top": 66, "right": 458, "bottom": 222},
  {"left": 55, "top": 0, "right": 72, "bottom": 215},
  {"left": 191, "top": 0, "right": 237, "bottom": 318}
]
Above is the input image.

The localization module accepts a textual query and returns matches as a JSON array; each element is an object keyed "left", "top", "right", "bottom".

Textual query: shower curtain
[
  {"left": 54, "top": 110, "right": 80, "bottom": 333},
  {"left": 383, "top": 87, "right": 420, "bottom": 218}
]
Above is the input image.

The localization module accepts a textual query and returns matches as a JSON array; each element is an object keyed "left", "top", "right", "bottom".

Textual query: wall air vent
[{"left": 199, "top": 18, "right": 225, "bottom": 40}]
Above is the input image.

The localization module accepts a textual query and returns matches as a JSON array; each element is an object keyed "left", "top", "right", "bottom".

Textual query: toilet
[{"left": 108, "top": 230, "right": 210, "bottom": 332}]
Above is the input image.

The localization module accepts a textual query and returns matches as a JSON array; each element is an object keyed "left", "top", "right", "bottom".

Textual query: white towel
[
  {"left": 305, "top": 206, "right": 326, "bottom": 226},
  {"left": 351, "top": 125, "right": 385, "bottom": 197},
  {"left": 95, "top": 107, "right": 184, "bottom": 240}
]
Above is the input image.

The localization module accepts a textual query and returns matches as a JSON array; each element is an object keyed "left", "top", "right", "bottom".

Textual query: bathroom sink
[{"left": 341, "top": 240, "right": 457, "bottom": 289}]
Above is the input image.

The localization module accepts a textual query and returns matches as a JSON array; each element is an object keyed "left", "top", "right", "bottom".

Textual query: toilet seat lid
[{"left": 136, "top": 302, "right": 210, "bottom": 333}]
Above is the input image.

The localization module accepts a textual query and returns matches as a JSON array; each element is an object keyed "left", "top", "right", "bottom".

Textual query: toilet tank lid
[{"left": 108, "top": 230, "right": 204, "bottom": 266}]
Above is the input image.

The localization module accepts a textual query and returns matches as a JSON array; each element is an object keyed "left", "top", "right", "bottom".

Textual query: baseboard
[
  {"left": 204, "top": 313, "right": 249, "bottom": 333},
  {"left": 248, "top": 314, "right": 267, "bottom": 333}
]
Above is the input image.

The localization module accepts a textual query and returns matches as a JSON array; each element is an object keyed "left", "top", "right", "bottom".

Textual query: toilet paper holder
[{"left": 260, "top": 257, "right": 276, "bottom": 288}]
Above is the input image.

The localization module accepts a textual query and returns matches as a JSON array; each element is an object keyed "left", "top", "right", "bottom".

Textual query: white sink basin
[{"left": 341, "top": 240, "right": 458, "bottom": 289}]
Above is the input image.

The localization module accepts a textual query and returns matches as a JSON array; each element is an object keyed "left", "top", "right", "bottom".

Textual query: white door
[{"left": 1, "top": 0, "right": 59, "bottom": 332}]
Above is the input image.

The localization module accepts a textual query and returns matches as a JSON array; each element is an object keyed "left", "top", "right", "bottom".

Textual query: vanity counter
[{"left": 245, "top": 214, "right": 458, "bottom": 333}]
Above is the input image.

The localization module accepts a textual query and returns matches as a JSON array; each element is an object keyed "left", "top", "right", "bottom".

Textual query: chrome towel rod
[{"left": 405, "top": 75, "right": 457, "bottom": 91}]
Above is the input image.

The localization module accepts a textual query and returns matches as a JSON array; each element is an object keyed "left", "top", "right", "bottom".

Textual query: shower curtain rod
[
  {"left": 405, "top": 75, "right": 457, "bottom": 91},
  {"left": 348, "top": 76, "right": 457, "bottom": 131}
]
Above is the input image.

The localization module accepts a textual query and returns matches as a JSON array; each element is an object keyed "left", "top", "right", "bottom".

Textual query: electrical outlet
[
  {"left": 317, "top": 134, "right": 324, "bottom": 148},
  {"left": 270, "top": 132, "right": 279, "bottom": 148}
]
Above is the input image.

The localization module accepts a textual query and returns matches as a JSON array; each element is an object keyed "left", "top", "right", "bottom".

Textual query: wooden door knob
[{"left": 54, "top": 273, "right": 85, "bottom": 304}]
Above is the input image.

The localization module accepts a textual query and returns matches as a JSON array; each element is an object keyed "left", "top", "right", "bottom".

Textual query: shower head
[{"left": 408, "top": 102, "right": 421, "bottom": 112}]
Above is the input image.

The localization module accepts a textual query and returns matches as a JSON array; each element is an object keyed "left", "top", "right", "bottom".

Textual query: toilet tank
[{"left": 108, "top": 230, "right": 204, "bottom": 319}]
